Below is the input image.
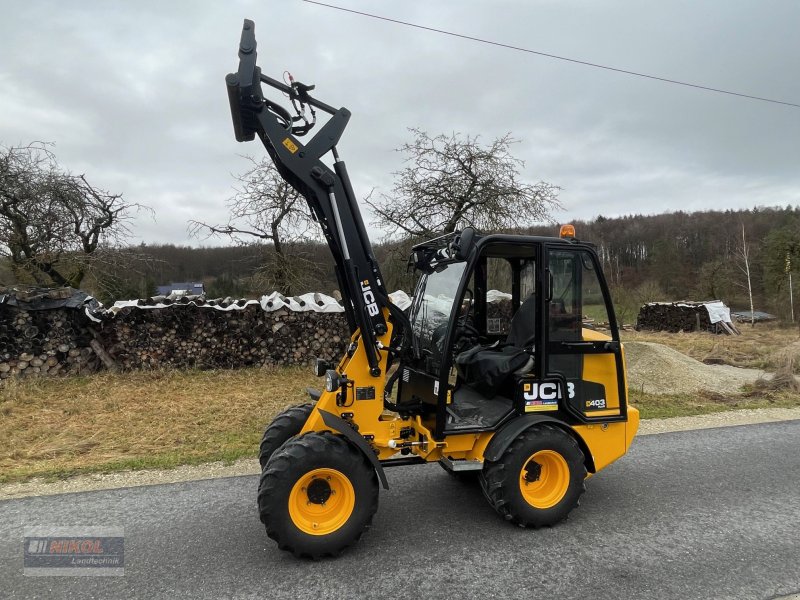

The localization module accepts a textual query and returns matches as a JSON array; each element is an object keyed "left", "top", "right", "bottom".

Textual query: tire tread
[
  {"left": 258, "top": 431, "right": 378, "bottom": 559},
  {"left": 480, "top": 424, "right": 586, "bottom": 528},
  {"left": 258, "top": 403, "right": 314, "bottom": 469}
]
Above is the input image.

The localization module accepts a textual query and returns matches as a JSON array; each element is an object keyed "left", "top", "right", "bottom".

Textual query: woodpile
[
  {"left": 636, "top": 301, "right": 739, "bottom": 334},
  {"left": 0, "top": 288, "right": 419, "bottom": 381},
  {"left": 94, "top": 304, "right": 349, "bottom": 371},
  {"left": 0, "top": 301, "right": 100, "bottom": 380},
  {"left": 0, "top": 287, "right": 355, "bottom": 381},
  {"left": 486, "top": 298, "right": 513, "bottom": 334}
]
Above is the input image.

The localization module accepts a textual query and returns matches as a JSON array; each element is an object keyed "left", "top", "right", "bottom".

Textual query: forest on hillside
[
  {"left": 45, "top": 205, "right": 799, "bottom": 324},
  {"left": 526, "top": 206, "right": 800, "bottom": 323}
]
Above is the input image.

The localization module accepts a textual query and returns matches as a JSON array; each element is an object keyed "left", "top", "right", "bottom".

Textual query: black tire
[
  {"left": 258, "top": 403, "right": 313, "bottom": 470},
  {"left": 257, "top": 431, "right": 379, "bottom": 559},
  {"left": 480, "top": 424, "right": 586, "bottom": 528}
]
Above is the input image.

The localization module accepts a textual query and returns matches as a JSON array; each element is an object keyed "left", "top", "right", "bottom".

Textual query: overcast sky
[{"left": 1, "top": 0, "right": 798, "bottom": 246}]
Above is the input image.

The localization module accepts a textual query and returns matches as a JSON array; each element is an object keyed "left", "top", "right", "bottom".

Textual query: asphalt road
[{"left": 1, "top": 421, "right": 799, "bottom": 600}]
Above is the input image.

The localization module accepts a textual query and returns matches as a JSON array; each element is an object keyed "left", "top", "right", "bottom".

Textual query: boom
[{"left": 225, "top": 19, "right": 398, "bottom": 376}]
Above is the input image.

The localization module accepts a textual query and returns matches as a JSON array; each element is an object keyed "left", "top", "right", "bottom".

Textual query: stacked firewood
[
  {"left": 0, "top": 287, "right": 393, "bottom": 380},
  {"left": 486, "top": 297, "right": 513, "bottom": 335},
  {"left": 636, "top": 301, "right": 722, "bottom": 333},
  {"left": 93, "top": 304, "right": 350, "bottom": 371},
  {"left": 0, "top": 306, "right": 100, "bottom": 379}
]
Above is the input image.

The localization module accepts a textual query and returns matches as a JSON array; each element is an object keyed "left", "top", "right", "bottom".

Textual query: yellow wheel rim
[
  {"left": 519, "top": 450, "right": 570, "bottom": 509},
  {"left": 288, "top": 468, "right": 356, "bottom": 536}
]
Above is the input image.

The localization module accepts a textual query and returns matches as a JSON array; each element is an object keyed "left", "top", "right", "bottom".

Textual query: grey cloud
[{"left": 0, "top": 0, "right": 797, "bottom": 245}]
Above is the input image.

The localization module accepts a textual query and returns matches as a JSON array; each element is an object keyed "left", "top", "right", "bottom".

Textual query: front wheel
[
  {"left": 257, "top": 431, "right": 379, "bottom": 558},
  {"left": 481, "top": 424, "right": 586, "bottom": 527}
]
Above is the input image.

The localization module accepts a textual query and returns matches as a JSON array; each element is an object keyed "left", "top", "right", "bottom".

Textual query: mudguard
[
  {"left": 318, "top": 409, "right": 389, "bottom": 489},
  {"left": 483, "top": 414, "right": 596, "bottom": 473}
]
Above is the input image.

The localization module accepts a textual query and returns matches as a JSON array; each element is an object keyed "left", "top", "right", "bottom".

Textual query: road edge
[{"left": 2, "top": 406, "right": 800, "bottom": 501}]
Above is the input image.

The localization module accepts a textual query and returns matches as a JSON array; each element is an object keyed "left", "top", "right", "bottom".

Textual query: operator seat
[
  {"left": 507, "top": 294, "right": 537, "bottom": 350},
  {"left": 455, "top": 293, "right": 537, "bottom": 398},
  {"left": 506, "top": 293, "right": 536, "bottom": 375}
]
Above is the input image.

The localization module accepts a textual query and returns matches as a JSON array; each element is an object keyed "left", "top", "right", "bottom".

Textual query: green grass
[
  {"left": 0, "top": 367, "right": 317, "bottom": 484},
  {"left": 583, "top": 303, "right": 611, "bottom": 324},
  {"left": 629, "top": 387, "right": 800, "bottom": 419},
  {"left": 0, "top": 449, "right": 254, "bottom": 485},
  {"left": 2, "top": 357, "right": 799, "bottom": 485}
]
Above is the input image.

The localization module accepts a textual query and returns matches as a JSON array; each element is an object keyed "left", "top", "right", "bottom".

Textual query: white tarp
[
  {"left": 421, "top": 294, "right": 457, "bottom": 317},
  {"left": 110, "top": 290, "right": 416, "bottom": 315},
  {"left": 486, "top": 289, "right": 513, "bottom": 303},
  {"left": 109, "top": 298, "right": 261, "bottom": 313},
  {"left": 260, "top": 292, "right": 344, "bottom": 313},
  {"left": 389, "top": 290, "right": 412, "bottom": 311},
  {"left": 704, "top": 301, "right": 733, "bottom": 324}
]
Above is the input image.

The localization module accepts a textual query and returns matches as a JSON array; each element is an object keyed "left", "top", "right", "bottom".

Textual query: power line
[{"left": 302, "top": 0, "right": 800, "bottom": 110}]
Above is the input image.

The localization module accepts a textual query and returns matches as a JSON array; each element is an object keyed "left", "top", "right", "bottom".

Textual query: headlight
[{"left": 325, "top": 370, "right": 341, "bottom": 392}]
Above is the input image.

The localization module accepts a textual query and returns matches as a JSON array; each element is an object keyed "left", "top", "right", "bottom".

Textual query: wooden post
[{"left": 89, "top": 338, "right": 119, "bottom": 373}]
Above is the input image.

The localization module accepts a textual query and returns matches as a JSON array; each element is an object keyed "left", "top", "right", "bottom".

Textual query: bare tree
[
  {"left": 735, "top": 222, "right": 756, "bottom": 327},
  {"left": 366, "top": 128, "right": 560, "bottom": 237},
  {"left": 190, "top": 156, "right": 320, "bottom": 294},
  {"left": 0, "top": 142, "right": 144, "bottom": 288}
]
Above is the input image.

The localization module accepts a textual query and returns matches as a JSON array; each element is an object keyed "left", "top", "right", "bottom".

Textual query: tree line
[{"left": 525, "top": 207, "right": 800, "bottom": 323}]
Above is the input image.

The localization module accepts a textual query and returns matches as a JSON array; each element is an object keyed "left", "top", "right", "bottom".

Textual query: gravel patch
[
  {"left": 625, "top": 341, "right": 769, "bottom": 394},
  {"left": 2, "top": 406, "right": 799, "bottom": 501}
]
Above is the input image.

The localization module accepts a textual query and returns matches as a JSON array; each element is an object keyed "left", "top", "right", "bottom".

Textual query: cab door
[{"left": 545, "top": 246, "right": 627, "bottom": 422}]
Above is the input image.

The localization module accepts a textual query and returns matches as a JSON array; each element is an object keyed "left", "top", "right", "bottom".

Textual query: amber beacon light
[{"left": 559, "top": 224, "right": 576, "bottom": 239}]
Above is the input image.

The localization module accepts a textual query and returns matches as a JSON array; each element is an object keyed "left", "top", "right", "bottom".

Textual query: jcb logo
[
  {"left": 360, "top": 280, "right": 380, "bottom": 317},
  {"left": 523, "top": 382, "right": 575, "bottom": 401}
]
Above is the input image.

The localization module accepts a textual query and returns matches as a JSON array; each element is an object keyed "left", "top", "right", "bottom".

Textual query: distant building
[{"left": 156, "top": 282, "right": 205, "bottom": 297}]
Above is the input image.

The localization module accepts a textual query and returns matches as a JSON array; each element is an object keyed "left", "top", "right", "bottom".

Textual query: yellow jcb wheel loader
[{"left": 225, "top": 19, "right": 639, "bottom": 559}]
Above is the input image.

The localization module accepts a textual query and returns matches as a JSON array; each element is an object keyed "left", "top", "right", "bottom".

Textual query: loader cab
[{"left": 398, "top": 229, "right": 628, "bottom": 440}]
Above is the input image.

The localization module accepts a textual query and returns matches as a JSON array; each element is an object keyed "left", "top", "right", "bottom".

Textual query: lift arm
[{"left": 226, "top": 19, "right": 402, "bottom": 376}]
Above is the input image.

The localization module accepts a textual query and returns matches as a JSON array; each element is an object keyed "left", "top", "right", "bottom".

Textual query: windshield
[{"left": 410, "top": 261, "right": 467, "bottom": 372}]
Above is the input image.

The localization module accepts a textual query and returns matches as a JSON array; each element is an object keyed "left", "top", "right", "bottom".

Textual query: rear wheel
[
  {"left": 258, "top": 431, "right": 378, "bottom": 558},
  {"left": 258, "top": 403, "right": 313, "bottom": 470},
  {"left": 481, "top": 424, "right": 586, "bottom": 527}
]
